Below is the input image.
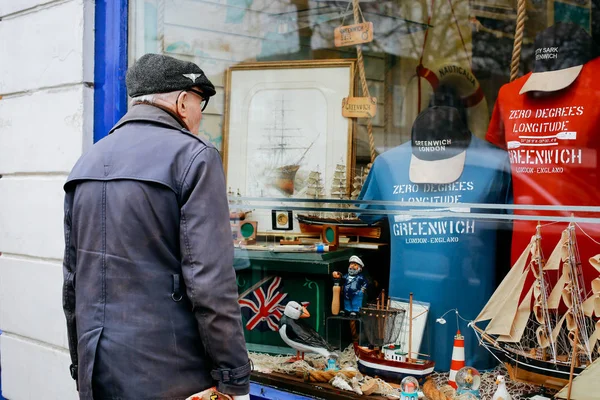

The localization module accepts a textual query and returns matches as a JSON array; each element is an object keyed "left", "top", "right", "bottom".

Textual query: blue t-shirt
[{"left": 359, "top": 136, "right": 512, "bottom": 371}]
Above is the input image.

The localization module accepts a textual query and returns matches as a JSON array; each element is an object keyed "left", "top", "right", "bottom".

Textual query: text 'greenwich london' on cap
[
  {"left": 409, "top": 106, "right": 471, "bottom": 184},
  {"left": 520, "top": 22, "right": 600, "bottom": 94},
  {"left": 126, "top": 53, "right": 216, "bottom": 98}
]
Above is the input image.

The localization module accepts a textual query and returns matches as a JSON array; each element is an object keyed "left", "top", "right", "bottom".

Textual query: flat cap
[
  {"left": 126, "top": 53, "right": 216, "bottom": 98},
  {"left": 349, "top": 255, "right": 364, "bottom": 267}
]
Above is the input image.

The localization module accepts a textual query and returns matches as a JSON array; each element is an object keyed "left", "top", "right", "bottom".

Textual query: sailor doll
[{"left": 332, "top": 255, "right": 368, "bottom": 317}]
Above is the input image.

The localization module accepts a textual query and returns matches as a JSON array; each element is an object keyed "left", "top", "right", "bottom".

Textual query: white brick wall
[
  {"left": 0, "top": 1, "right": 85, "bottom": 94},
  {"left": 0, "top": 257, "right": 67, "bottom": 349},
  {"left": 0, "top": 335, "right": 77, "bottom": 400},
  {"left": 0, "top": 178, "right": 65, "bottom": 259},
  {"left": 0, "top": 0, "right": 93, "bottom": 398},
  {"left": 0, "top": 87, "right": 86, "bottom": 174}
]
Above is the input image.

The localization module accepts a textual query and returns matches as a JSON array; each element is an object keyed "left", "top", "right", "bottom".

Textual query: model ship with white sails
[
  {"left": 471, "top": 223, "right": 600, "bottom": 389},
  {"left": 304, "top": 169, "right": 325, "bottom": 217},
  {"left": 228, "top": 187, "right": 253, "bottom": 220},
  {"left": 351, "top": 166, "right": 368, "bottom": 200},
  {"left": 296, "top": 163, "right": 382, "bottom": 239}
]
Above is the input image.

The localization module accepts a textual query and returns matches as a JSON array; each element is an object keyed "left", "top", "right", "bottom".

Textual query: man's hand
[
  {"left": 187, "top": 387, "right": 232, "bottom": 400},
  {"left": 186, "top": 387, "right": 250, "bottom": 400}
]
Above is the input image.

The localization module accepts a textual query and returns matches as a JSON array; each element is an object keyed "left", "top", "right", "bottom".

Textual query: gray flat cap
[{"left": 126, "top": 53, "right": 216, "bottom": 98}]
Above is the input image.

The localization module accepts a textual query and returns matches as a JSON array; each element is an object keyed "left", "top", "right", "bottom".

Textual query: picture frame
[
  {"left": 389, "top": 297, "right": 429, "bottom": 356},
  {"left": 222, "top": 59, "right": 356, "bottom": 234},
  {"left": 271, "top": 210, "right": 293, "bottom": 231}
]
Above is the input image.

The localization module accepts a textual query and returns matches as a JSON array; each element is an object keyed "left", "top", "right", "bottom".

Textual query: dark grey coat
[{"left": 62, "top": 104, "right": 250, "bottom": 400}]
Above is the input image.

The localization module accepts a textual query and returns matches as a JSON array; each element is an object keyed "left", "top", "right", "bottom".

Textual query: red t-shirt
[{"left": 486, "top": 57, "right": 600, "bottom": 289}]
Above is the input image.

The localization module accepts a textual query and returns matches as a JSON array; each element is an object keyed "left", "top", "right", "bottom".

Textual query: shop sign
[
  {"left": 342, "top": 96, "right": 377, "bottom": 118},
  {"left": 334, "top": 22, "right": 373, "bottom": 47}
]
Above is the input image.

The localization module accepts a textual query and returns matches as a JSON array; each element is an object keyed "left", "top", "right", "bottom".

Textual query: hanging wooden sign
[
  {"left": 334, "top": 22, "right": 373, "bottom": 47},
  {"left": 342, "top": 96, "right": 377, "bottom": 118}
]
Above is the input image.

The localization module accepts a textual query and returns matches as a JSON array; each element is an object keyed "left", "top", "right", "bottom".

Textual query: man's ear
[{"left": 177, "top": 91, "right": 189, "bottom": 115}]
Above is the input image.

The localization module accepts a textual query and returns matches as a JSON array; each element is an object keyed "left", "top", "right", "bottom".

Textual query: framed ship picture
[{"left": 223, "top": 59, "right": 356, "bottom": 234}]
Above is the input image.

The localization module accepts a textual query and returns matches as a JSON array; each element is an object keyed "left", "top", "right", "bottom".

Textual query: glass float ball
[
  {"left": 455, "top": 367, "right": 481, "bottom": 391},
  {"left": 400, "top": 376, "right": 419, "bottom": 393}
]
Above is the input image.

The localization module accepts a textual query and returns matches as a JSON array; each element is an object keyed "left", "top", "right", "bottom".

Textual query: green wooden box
[{"left": 235, "top": 248, "right": 355, "bottom": 354}]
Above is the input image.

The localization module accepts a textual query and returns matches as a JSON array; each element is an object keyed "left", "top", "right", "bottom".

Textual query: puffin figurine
[
  {"left": 492, "top": 375, "right": 511, "bottom": 400},
  {"left": 279, "top": 301, "right": 338, "bottom": 362}
]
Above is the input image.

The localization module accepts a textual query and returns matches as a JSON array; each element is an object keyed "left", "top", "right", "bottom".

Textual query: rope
[
  {"left": 301, "top": 370, "right": 357, "bottom": 382},
  {"left": 510, "top": 0, "right": 527, "bottom": 81},
  {"left": 417, "top": 0, "right": 437, "bottom": 114},
  {"left": 419, "top": 0, "right": 436, "bottom": 68},
  {"left": 350, "top": 320, "right": 359, "bottom": 342},
  {"left": 249, "top": 348, "right": 549, "bottom": 399},
  {"left": 423, "top": 377, "right": 452, "bottom": 400},
  {"left": 384, "top": 55, "right": 393, "bottom": 141},
  {"left": 446, "top": 0, "right": 472, "bottom": 67},
  {"left": 575, "top": 222, "right": 600, "bottom": 246},
  {"left": 351, "top": 0, "right": 376, "bottom": 163}
]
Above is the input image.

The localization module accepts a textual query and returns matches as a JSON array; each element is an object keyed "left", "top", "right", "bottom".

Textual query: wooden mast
[
  {"left": 567, "top": 327, "right": 579, "bottom": 400},
  {"left": 409, "top": 292, "right": 413, "bottom": 362}
]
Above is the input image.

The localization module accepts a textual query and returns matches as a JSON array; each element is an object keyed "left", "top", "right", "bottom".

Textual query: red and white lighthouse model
[{"left": 448, "top": 330, "right": 465, "bottom": 389}]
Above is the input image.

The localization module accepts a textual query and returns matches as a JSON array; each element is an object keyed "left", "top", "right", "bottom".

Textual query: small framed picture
[{"left": 271, "top": 210, "right": 293, "bottom": 231}]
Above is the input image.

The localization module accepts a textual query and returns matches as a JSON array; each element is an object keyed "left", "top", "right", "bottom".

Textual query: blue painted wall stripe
[{"left": 94, "top": 0, "right": 129, "bottom": 143}]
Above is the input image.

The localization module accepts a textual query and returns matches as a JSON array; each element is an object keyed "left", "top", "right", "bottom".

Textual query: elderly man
[{"left": 62, "top": 54, "right": 251, "bottom": 399}]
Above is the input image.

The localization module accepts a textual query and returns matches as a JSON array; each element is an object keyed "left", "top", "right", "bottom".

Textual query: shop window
[{"left": 126, "top": 0, "right": 600, "bottom": 397}]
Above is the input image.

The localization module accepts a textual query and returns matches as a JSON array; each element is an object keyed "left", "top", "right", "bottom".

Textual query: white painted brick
[
  {"left": 0, "top": 86, "right": 86, "bottom": 173},
  {"left": 81, "top": 83, "right": 94, "bottom": 152},
  {"left": 0, "top": 335, "right": 78, "bottom": 400},
  {"left": 0, "top": 0, "right": 84, "bottom": 94},
  {"left": 0, "top": 0, "right": 57, "bottom": 17},
  {"left": 0, "top": 256, "right": 67, "bottom": 348},
  {"left": 82, "top": 0, "right": 95, "bottom": 85},
  {"left": 0, "top": 178, "right": 66, "bottom": 259}
]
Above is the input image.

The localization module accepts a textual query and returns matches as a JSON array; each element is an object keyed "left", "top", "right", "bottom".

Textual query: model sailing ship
[
  {"left": 303, "top": 169, "right": 326, "bottom": 217},
  {"left": 296, "top": 164, "right": 382, "bottom": 238},
  {"left": 471, "top": 223, "right": 600, "bottom": 389},
  {"left": 354, "top": 292, "right": 436, "bottom": 382},
  {"left": 228, "top": 187, "right": 252, "bottom": 220},
  {"left": 258, "top": 97, "right": 317, "bottom": 196},
  {"left": 351, "top": 166, "right": 368, "bottom": 200}
]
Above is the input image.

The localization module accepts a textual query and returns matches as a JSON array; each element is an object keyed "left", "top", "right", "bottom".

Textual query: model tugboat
[
  {"left": 471, "top": 223, "right": 600, "bottom": 389},
  {"left": 354, "top": 292, "right": 435, "bottom": 382}
]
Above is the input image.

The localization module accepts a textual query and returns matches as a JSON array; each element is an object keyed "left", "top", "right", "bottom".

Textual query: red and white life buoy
[
  {"left": 433, "top": 62, "right": 489, "bottom": 139},
  {"left": 403, "top": 62, "right": 489, "bottom": 139}
]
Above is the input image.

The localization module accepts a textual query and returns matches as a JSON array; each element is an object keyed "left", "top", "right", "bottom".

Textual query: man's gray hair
[{"left": 130, "top": 90, "right": 181, "bottom": 106}]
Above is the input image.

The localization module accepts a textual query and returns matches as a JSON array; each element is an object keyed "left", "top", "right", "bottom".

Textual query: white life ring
[
  {"left": 402, "top": 63, "right": 489, "bottom": 139},
  {"left": 432, "top": 62, "right": 489, "bottom": 139}
]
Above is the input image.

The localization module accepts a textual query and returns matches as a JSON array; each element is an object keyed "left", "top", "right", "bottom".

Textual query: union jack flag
[
  {"left": 238, "top": 276, "right": 308, "bottom": 332},
  {"left": 238, "top": 276, "right": 287, "bottom": 331}
]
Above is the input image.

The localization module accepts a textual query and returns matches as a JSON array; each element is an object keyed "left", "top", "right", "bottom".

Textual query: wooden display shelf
[
  {"left": 234, "top": 247, "right": 355, "bottom": 275},
  {"left": 235, "top": 248, "right": 355, "bottom": 352},
  {"left": 251, "top": 371, "right": 396, "bottom": 400}
]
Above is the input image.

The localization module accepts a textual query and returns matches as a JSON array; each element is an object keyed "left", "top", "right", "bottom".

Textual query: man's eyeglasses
[{"left": 187, "top": 89, "right": 209, "bottom": 111}]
